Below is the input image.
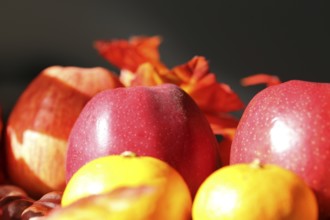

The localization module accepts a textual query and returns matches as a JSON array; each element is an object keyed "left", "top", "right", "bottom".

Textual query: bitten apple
[
  {"left": 6, "top": 66, "right": 123, "bottom": 198},
  {"left": 66, "top": 84, "right": 219, "bottom": 197},
  {"left": 230, "top": 80, "right": 330, "bottom": 219}
]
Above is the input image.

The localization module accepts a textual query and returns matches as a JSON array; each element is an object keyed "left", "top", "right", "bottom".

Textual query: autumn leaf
[
  {"left": 172, "top": 56, "right": 244, "bottom": 114},
  {"left": 241, "top": 73, "right": 281, "bottom": 87},
  {"left": 171, "top": 56, "right": 244, "bottom": 135},
  {"left": 94, "top": 36, "right": 167, "bottom": 72},
  {"left": 122, "top": 63, "right": 175, "bottom": 87}
]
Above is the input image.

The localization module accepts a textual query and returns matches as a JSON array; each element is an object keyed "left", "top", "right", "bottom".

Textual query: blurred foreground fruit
[
  {"left": 48, "top": 185, "right": 191, "bottom": 220},
  {"left": 21, "top": 191, "right": 62, "bottom": 219},
  {"left": 0, "top": 185, "right": 62, "bottom": 219},
  {"left": 230, "top": 80, "right": 330, "bottom": 219},
  {"left": 66, "top": 84, "right": 219, "bottom": 196},
  {"left": 192, "top": 160, "right": 318, "bottom": 220},
  {"left": 61, "top": 151, "right": 191, "bottom": 220},
  {"left": 0, "top": 184, "right": 33, "bottom": 219},
  {"left": 5, "top": 66, "right": 123, "bottom": 198}
]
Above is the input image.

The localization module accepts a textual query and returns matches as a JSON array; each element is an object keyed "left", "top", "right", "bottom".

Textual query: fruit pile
[{"left": 0, "top": 36, "right": 329, "bottom": 219}]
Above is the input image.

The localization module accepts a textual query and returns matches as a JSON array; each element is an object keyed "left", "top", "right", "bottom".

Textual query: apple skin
[
  {"left": 230, "top": 80, "right": 330, "bottom": 219},
  {"left": 5, "top": 66, "right": 123, "bottom": 198},
  {"left": 66, "top": 84, "right": 219, "bottom": 197}
]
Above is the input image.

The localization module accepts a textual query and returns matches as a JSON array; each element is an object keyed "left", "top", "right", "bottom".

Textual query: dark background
[{"left": 1, "top": 0, "right": 329, "bottom": 119}]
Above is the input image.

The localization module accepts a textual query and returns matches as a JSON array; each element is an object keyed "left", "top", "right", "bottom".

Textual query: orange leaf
[
  {"left": 94, "top": 36, "right": 167, "bottom": 72},
  {"left": 241, "top": 73, "right": 281, "bottom": 87},
  {"left": 130, "top": 63, "right": 170, "bottom": 86},
  {"left": 205, "top": 113, "right": 239, "bottom": 135},
  {"left": 169, "top": 56, "right": 244, "bottom": 135},
  {"left": 172, "top": 56, "right": 244, "bottom": 113},
  {"left": 119, "top": 62, "right": 178, "bottom": 87},
  {"left": 119, "top": 69, "right": 137, "bottom": 87}
]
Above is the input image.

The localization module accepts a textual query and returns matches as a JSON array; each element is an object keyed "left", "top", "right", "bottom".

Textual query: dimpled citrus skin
[
  {"left": 61, "top": 152, "right": 192, "bottom": 220},
  {"left": 192, "top": 161, "right": 318, "bottom": 220}
]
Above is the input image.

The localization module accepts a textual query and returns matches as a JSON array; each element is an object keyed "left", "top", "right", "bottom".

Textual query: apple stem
[
  {"left": 121, "top": 151, "right": 138, "bottom": 157},
  {"left": 250, "top": 158, "right": 263, "bottom": 169}
]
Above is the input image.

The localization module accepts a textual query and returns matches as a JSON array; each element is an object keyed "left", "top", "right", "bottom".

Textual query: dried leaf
[
  {"left": 241, "top": 73, "right": 281, "bottom": 87},
  {"left": 172, "top": 56, "right": 244, "bottom": 114},
  {"left": 94, "top": 36, "right": 167, "bottom": 72}
]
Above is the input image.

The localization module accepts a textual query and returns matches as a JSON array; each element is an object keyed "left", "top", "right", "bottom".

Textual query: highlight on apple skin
[
  {"left": 66, "top": 84, "right": 220, "bottom": 197},
  {"left": 5, "top": 66, "right": 123, "bottom": 198},
  {"left": 230, "top": 80, "right": 330, "bottom": 219}
]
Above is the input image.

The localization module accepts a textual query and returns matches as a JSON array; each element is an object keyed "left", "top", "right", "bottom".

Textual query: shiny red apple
[
  {"left": 230, "top": 80, "right": 330, "bottom": 219},
  {"left": 66, "top": 84, "right": 219, "bottom": 196},
  {"left": 5, "top": 66, "right": 123, "bottom": 198}
]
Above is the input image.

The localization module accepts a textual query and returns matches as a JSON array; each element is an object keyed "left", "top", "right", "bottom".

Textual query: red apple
[
  {"left": 66, "top": 84, "right": 219, "bottom": 197},
  {"left": 230, "top": 80, "right": 330, "bottom": 219},
  {"left": 5, "top": 66, "right": 123, "bottom": 198}
]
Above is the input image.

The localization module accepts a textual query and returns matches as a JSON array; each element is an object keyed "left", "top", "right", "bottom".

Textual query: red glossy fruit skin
[
  {"left": 230, "top": 80, "right": 330, "bottom": 219},
  {"left": 66, "top": 84, "right": 219, "bottom": 197}
]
